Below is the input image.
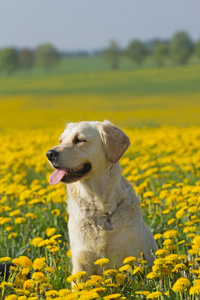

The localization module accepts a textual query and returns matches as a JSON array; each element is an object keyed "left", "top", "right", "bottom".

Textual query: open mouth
[{"left": 49, "top": 163, "right": 92, "bottom": 185}]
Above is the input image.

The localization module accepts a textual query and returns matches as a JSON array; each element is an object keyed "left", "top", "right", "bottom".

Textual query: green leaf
[
  {"left": 15, "top": 244, "right": 30, "bottom": 257},
  {"left": 169, "top": 288, "right": 177, "bottom": 300}
]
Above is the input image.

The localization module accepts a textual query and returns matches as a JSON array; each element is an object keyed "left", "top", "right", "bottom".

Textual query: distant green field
[
  {"left": 0, "top": 56, "right": 200, "bottom": 96},
  {"left": 0, "top": 56, "right": 200, "bottom": 129}
]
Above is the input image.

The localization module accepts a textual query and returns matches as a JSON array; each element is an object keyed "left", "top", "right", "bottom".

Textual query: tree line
[
  {"left": 0, "top": 31, "right": 200, "bottom": 75},
  {"left": 104, "top": 31, "right": 200, "bottom": 69},
  {"left": 0, "top": 44, "right": 60, "bottom": 75}
]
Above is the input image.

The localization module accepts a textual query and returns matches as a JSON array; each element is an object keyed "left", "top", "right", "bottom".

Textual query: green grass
[{"left": 0, "top": 56, "right": 200, "bottom": 97}]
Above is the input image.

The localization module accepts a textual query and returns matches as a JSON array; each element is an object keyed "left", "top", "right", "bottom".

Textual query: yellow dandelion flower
[
  {"left": 30, "top": 237, "right": 43, "bottom": 247},
  {"left": 94, "top": 258, "right": 110, "bottom": 266},
  {"left": 66, "top": 249, "right": 71, "bottom": 258},
  {"left": 58, "top": 289, "right": 71, "bottom": 296},
  {"left": 132, "top": 266, "right": 143, "bottom": 275},
  {"left": 163, "top": 229, "right": 178, "bottom": 239},
  {"left": 172, "top": 263, "right": 187, "bottom": 272},
  {"left": 32, "top": 272, "right": 46, "bottom": 282},
  {"left": 4, "top": 295, "right": 18, "bottom": 300},
  {"left": 0, "top": 256, "right": 12, "bottom": 262},
  {"left": 8, "top": 232, "right": 18, "bottom": 239},
  {"left": 143, "top": 191, "right": 154, "bottom": 198},
  {"left": 49, "top": 234, "right": 62, "bottom": 242},
  {"left": 176, "top": 209, "right": 185, "bottom": 219},
  {"left": 188, "top": 249, "right": 198, "bottom": 255},
  {"left": 79, "top": 290, "right": 100, "bottom": 299},
  {"left": 18, "top": 296, "right": 27, "bottom": 300},
  {"left": 154, "top": 233, "right": 162, "bottom": 240},
  {"left": 163, "top": 239, "right": 172, "bottom": 246},
  {"left": 183, "top": 226, "right": 197, "bottom": 233},
  {"left": 23, "top": 279, "right": 35, "bottom": 290},
  {"left": 104, "top": 269, "right": 118, "bottom": 276},
  {"left": 174, "top": 277, "right": 191, "bottom": 287},
  {"left": 0, "top": 217, "right": 11, "bottom": 225},
  {"left": 153, "top": 258, "right": 165, "bottom": 265},
  {"left": 33, "top": 257, "right": 46, "bottom": 270},
  {"left": 45, "top": 267, "right": 55, "bottom": 273},
  {"left": 38, "top": 239, "right": 51, "bottom": 247},
  {"left": 123, "top": 256, "right": 136, "bottom": 264},
  {"left": 172, "top": 284, "right": 184, "bottom": 293},
  {"left": 89, "top": 275, "right": 103, "bottom": 282},
  {"left": 25, "top": 213, "right": 37, "bottom": 219},
  {"left": 67, "top": 271, "right": 88, "bottom": 283},
  {"left": 155, "top": 249, "right": 168, "bottom": 257},
  {"left": 6, "top": 225, "right": 14, "bottom": 231},
  {"left": 92, "top": 287, "right": 106, "bottom": 294},
  {"left": 103, "top": 294, "right": 121, "bottom": 299},
  {"left": 48, "top": 245, "right": 59, "bottom": 252},
  {"left": 45, "top": 290, "right": 59, "bottom": 297},
  {"left": 146, "top": 291, "right": 162, "bottom": 299},
  {"left": 165, "top": 254, "right": 180, "bottom": 262},
  {"left": 1, "top": 282, "right": 13, "bottom": 287},
  {"left": 190, "top": 284, "right": 200, "bottom": 295},
  {"left": 9, "top": 209, "right": 21, "bottom": 217},
  {"left": 167, "top": 218, "right": 175, "bottom": 225},
  {"left": 12, "top": 256, "right": 32, "bottom": 268},
  {"left": 51, "top": 209, "right": 60, "bottom": 216},
  {"left": 14, "top": 217, "right": 26, "bottom": 224},
  {"left": 45, "top": 227, "right": 57, "bottom": 237},
  {"left": 146, "top": 272, "right": 160, "bottom": 279},
  {"left": 116, "top": 273, "right": 126, "bottom": 285},
  {"left": 118, "top": 264, "right": 131, "bottom": 273}
]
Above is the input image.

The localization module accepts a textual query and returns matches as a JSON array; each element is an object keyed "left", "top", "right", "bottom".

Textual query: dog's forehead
[{"left": 61, "top": 121, "right": 101, "bottom": 139}]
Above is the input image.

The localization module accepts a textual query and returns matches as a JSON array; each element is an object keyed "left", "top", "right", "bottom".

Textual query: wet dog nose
[{"left": 46, "top": 149, "right": 59, "bottom": 161}]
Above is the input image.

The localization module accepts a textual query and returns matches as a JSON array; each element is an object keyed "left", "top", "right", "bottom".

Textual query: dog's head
[{"left": 46, "top": 120, "right": 130, "bottom": 185}]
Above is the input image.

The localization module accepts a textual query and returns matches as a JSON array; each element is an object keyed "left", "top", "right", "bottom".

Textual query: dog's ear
[{"left": 100, "top": 120, "right": 130, "bottom": 163}]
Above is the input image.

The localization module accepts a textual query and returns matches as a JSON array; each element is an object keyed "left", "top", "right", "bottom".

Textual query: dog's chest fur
[{"left": 67, "top": 186, "right": 141, "bottom": 258}]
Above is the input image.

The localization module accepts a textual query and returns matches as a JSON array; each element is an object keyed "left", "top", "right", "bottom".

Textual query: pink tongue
[{"left": 49, "top": 169, "right": 67, "bottom": 185}]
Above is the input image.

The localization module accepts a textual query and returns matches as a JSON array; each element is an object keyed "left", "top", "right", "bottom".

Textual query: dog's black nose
[{"left": 46, "top": 149, "right": 59, "bottom": 161}]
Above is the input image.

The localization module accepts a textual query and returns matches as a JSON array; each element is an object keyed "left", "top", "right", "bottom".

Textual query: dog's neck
[{"left": 67, "top": 162, "right": 125, "bottom": 214}]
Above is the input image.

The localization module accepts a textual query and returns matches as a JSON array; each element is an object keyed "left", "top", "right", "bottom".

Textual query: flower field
[{"left": 1, "top": 125, "right": 200, "bottom": 299}]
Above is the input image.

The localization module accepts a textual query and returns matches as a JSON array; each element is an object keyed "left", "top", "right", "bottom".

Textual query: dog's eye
[{"left": 74, "top": 137, "right": 87, "bottom": 144}]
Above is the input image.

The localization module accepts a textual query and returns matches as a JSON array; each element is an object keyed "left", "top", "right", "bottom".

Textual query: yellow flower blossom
[
  {"left": 8, "top": 232, "right": 18, "bottom": 239},
  {"left": 103, "top": 294, "right": 121, "bottom": 299},
  {"left": 12, "top": 256, "right": 32, "bottom": 268},
  {"left": 94, "top": 258, "right": 110, "bottom": 266},
  {"left": 146, "top": 291, "right": 162, "bottom": 299},
  {"left": 15, "top": 217, "right": 26, "bottom": 224},
  {"left": 30, "top": 237, "right": 43, "bottom": 247},
  {"left": 4, "top": 295, "right": 18, "bottom": 300},
  {"left": 163, "top": 229, "right": 179, "bottom": 239},
  {"left": 33, "top": 257, "right": 46, "bottom": 270},
  {"left": 123, "top": 256, "right": 136, "bottom": 264},
  {"left": 46, "top": 227, "right": 57, "bottom": 237},
  {"left": 0, "top": 256, "right": 12, "bottom": 262},
  {"left": 67, "top": 271, "right": 88, "bottom": 283}
]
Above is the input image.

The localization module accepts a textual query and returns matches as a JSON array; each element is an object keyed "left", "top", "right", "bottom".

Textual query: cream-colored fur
[{"left": 48, "top": 120, "right": 158, "bottom": 275}]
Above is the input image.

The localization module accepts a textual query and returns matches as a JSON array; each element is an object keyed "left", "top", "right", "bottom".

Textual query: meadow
[{"left": 0, "top": 58, "right": 200, "bottom": 299}]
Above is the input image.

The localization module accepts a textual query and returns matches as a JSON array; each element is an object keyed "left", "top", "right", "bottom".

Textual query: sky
[{"left": 1, "top": 0, "right": 200, "bottom": 51}]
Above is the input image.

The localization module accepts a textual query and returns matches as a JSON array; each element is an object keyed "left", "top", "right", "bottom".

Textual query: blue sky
[{"left": 1, "top": 0, "right": 200, "bottom": 51}]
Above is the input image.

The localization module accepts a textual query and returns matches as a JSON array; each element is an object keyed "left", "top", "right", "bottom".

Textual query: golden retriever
[{"left": 46, "top": 120, "right": 158, "bottom": 275}]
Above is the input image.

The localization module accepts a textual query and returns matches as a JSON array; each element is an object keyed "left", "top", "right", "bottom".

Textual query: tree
[
  {"left": 34, "top": 44, "right": 60, "bottom": 71},
  {"left": 170, "top": 31, "right": 193, "bottom": 65},
  {"left": 153, "top": 43, "right": 169, "bottom": 67},
  {"left": 0, "top": 47, "right": 18, "bottom": 75},
  {"left": 18, "top": 48, "right": 34, "bottom": 71},
  {"left": 126, "top": 40, "right": 147, "bottom": 64},
  {"left": 103, "top": 41, "right": 121, "bottom": 69},
  {"left": 195, "top": 40, "right": 200, "bottom": 59}
]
